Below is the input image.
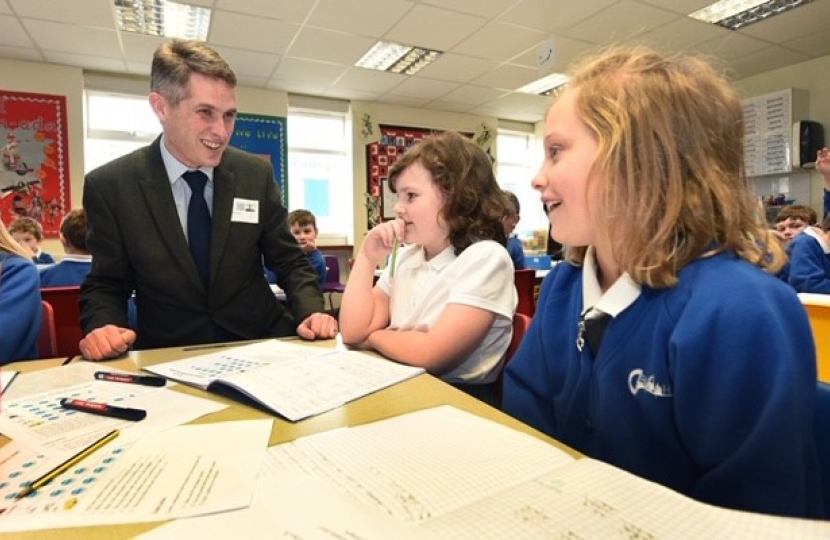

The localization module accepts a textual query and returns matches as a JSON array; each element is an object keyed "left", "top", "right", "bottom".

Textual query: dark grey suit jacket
[{"left": 80, "top": 136, "right": 324, "bottom": 350}]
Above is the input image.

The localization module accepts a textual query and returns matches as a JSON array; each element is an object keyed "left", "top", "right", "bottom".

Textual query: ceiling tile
[
  {"left": 120, "top": 32, "right": 167, "bottom": 63},
  {"left": 729, "top": 46, "right": 811, "bottom": 79},
  {"left": 306, "top": 0, "right": 413, "bottom": 37},
  {"left": 416, "top": 53, "right": 498, "bottom": 84},
  {"left": 0, "top": 1, "right": 10, "bottom": 14},
  {"left": 331, "top": 67, "right": 405, "bottom": 94},
  {"left": 438, "top": 84, "right": 506, "bottom": 106},
  {"left": 421, "top": 0, "right": 516, "bottom": 19},
  {"left": 454, "top": 21, "right": 549, "bottom": 63},
  {"left": 638, "top": 17, "right": 726, "bottom": 52},
  {"left": 697, "top": 32, "right": 770, "bottom": 60},
  {"left": 386, "top": 77, "right": 459, "bottom": 100},
  {"left": 270, "top": 58, "right": 349, "bottom": 89},
  {"left": 8, "top": 0, "right": 114, "bottom": 27},
  {"left": 212, "top": 46, "right": 281, "bottom": 79},
  {"left": 22, "top": 19, "right": 121, "bottom": 58},
  {"left": 0, "top": 14, "right": 33, "bottom": 47},
  {"left": 738, "top": 0, "right": 830, "bottom": 43},
  {"left": 210, "top": 10, "right": 299, "bottom": 55},
  {"left": 472, "top": 63, "right": 538, "bottom": 91},
  {"left": 784, "top": 30, "right": 830, "bottom": 59},
  {"left": 215, "top": 0, "right": 316, "bottom": 23},
  {"left": 288, "top": 27, "right": 376, "bottom": 65},
  {"left": 385, "top": 4, "right": 487, "bottom": 51},
  {"left": 499, "top": 0, "right": 617, "bottom": 33},
  {"left": 564, "top": 0, "right": 678, "bottom": 44},
  {"left": 43, "top": 50, "right": 126, "bottom": 72}
]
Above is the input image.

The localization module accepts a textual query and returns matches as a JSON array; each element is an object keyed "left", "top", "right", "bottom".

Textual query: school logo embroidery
[{"left": 628, "top": 369, "right": 673, "bottom": 398}]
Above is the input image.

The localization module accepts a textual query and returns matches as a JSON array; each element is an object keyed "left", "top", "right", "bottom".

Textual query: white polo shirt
[{"left": 377, "top": 240, "right": 517, "bottom": 384}]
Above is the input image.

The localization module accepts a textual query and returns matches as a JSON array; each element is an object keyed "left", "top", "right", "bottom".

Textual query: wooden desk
[{"left": 3, "top": 341, "right": 576, "bottom": 539}]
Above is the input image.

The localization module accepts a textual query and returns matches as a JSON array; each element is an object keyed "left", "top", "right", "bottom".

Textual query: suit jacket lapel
[{"left": 210, "top": 161, "right": 236, "bottom": 287}]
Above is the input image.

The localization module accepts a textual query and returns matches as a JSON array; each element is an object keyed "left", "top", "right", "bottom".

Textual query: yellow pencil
[
  {"left": 389, "top": 238, "right": 399, "bottom": 278},
  {"left": 15, "top": 429, "right": 120, "bottom": 500}
]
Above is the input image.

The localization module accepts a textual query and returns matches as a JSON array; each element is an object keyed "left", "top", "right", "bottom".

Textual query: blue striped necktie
[{"left": 182, "top": 170, "right": 211, "bottom": 288}]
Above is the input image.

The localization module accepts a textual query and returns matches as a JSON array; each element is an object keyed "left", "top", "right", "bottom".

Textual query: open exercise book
[
  {"left": 140, "top": 406, "right": 830, "bottom": 539},
  {"left": 144, "top": 339, "right": 424, "bottom": 421}
]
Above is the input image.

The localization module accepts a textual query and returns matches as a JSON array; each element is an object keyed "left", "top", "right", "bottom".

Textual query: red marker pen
[
  {"left": 94, "top": 371, "right": 166, "bottom": 387},
  {"left": 60, "top": 398, "right": 147, "bottom": 421}
]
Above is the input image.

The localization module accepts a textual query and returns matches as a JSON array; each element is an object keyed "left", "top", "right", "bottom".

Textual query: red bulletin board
[
  {"left": 0, "top": 90, "right": 71, "bottom": 237},
  {"left": 366, "top": 125, "right": 441, "bottom": 229}
]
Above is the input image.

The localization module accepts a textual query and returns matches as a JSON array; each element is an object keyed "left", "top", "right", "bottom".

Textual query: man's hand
[
  {"left": 296, "top": 312, "right": 338, "bottom": 340},
  {"left": 79, "top": 325, "right": 136, "bottom": 361}
]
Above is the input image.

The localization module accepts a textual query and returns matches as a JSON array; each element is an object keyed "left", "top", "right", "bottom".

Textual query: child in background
[
  {"left": 40, "top": 209, "right": 92, "bottom": 287},
  {"left": 818, "top": 147, "right": 830, "bottom": 218},
  {"left": 288, "top": 209, "right": 327, "bottom": 286},
  {"left": 785, "top": 213, "right": 830, "bottom": 293},
  {"left": 772, "top": 204, "right": 817, "bottom": 282},
  {"left": 503, "top": 191, "right": 527, "bottom": 269},
  {"left": 340, "top": 131, "right": 516, "bottom": 405},
  {"left": 772, "top": 204, "right": 816, "bottom": 245},
  {"left": 0, "top": 219, "right": 41, "bottom": 364},
  {"left": 503, "top": 46, "right": 823, "bottom": 518},
  {"left": 8, "top": 216, "right": 55, "bottom": 264}
]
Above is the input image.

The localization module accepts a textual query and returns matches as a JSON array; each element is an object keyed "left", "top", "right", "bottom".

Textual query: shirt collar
[
  {"left": 160, "top": 134, "right": 214, "bottom": 185},
  {"left": 803, "top": 226, "right": 830, "bottom": 254},
  {"left": 581, "top": 246, "right": 641, "bottom": 319},
  {"left": 409, "top": 244, "right": 456, "bottom": 271}
]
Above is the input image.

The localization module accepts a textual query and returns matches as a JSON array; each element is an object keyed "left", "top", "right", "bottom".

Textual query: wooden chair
[
  {"left": 37, "top": 300, "right": 58, "bottom": 358},
  {"left": 494, "top": 312, "right": 532, "bottom": 408},
  {"left": 797, "top": 293, "right": 830, "bottom": 384},
  {"left": 40, "top": 286, "right": 82, "bottom": 358},
  {"left": 514, "top": 268, "right": 536, "bottom": 318}
]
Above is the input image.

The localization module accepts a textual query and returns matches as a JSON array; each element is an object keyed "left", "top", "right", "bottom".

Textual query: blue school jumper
[
  {"left": 503, "top": 253, "right": 824, "bottom": 518},
  {"left": 787, "top": 232, "right": 830, "bottom": 294},
  {"left": 0, "top": 252, "right": 42, "bottom": 364}
]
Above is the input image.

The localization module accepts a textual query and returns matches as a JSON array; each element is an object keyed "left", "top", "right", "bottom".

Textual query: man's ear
[{"left": 148, "top": 92, "right": 167, "bottom": 122}]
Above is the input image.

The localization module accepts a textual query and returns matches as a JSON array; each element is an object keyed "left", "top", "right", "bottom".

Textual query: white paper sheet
[{"left": 0, "top": 419, "right": 272, "bottom": 533}]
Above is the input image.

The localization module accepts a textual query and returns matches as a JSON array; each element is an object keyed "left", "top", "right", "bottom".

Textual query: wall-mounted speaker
[{"left": 792, "top": 120, "right": 825, "bottom": 169}]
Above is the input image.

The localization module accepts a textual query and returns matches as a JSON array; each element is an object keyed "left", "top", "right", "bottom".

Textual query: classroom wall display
[
  {"left": 365, "top": 125, "right": 479, "bottom": 229},
  {"left": 229, "top": 113, "right": 288, "bottom": 205},
  {"left": 0, "top": 90, "right": 71, "bottom": 237}
]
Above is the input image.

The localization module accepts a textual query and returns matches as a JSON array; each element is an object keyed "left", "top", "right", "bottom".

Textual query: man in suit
[{"left": 79, "top": 39, "right": 337, "bottom": 360}]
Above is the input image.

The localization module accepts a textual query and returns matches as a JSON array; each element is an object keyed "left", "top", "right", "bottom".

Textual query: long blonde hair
[
  {"left": 559, "top": 46, "right": 783, "bottom": 287},
  {"left": 1, "top": 219, "right": 33, "bottom": 259}
]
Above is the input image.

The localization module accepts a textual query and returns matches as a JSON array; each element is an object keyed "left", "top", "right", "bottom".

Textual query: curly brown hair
[{"left": 388, "top": 131, "right": 508, "bottom": 254}]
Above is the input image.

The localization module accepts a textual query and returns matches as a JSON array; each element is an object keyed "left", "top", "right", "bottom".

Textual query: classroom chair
[
  {"left": 797, "top": 293, "right": 830, "bottom": 384},
  {"left": 322, "top": 255, "right": 346, "bottom": 312},
  {"left": 514, "top": 268, "right": 536, "bottom": 318},
  {"left": 494, "top": 312, "right": 532, "bottom": 409},
  {"left": 37, "top": 300, "right": 58, "bottom": 358},
  {"left": 40, "top": 285, "right": 83, "bottom": 358},
  {"left": 816, "top": 382, "right": 830, "bottom": 519}
]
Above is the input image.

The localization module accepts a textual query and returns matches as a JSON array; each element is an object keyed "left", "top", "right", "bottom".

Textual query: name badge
[{"left": 232, "top": 198, "right": 259, "bottom": 224}]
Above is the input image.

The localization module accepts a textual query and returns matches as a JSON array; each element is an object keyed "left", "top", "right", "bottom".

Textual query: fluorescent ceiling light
[
  {"left": 355, "top": 41, "right": 443, "bottom": 76},
  {"left": 516, "top": 73, "right": 569, "bottom": 96},
  {"left": 689, "top": 0, "right": 814, "bottom": 30},
  {"left": 114, "top": 0, "right": 211, "bottom": 41}
]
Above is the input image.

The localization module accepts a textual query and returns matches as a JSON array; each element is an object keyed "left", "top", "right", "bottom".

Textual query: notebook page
[{"left": 266, "top": 405, "right": 574, "bottom": 520}]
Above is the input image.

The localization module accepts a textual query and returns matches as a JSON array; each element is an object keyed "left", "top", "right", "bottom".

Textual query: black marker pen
[
  {"left": 60, "top": 398, "right": 147, "bottom": 422},
  {"left": 94, "top": 371, "right": 166, "bottom": 387}
]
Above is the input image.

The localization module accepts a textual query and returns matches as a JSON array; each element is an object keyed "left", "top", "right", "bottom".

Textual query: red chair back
[
  {"left": 38, "top": 300, "right": 58, "bottom": 358},
  {"left": 40, "top": 286, "right": 82, "bottom": 358},
  {"left": 495, "top": 312, "right": 532, "bottom": 408},
  {"left": 514, "top": 268, "right": 536, "bottom": 317}
]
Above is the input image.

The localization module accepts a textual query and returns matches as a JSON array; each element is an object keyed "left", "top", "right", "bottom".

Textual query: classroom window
[
  {"left": 287, "top": 109, "right": 353, "bottom": 244},
  {"left": 84, "top": 91, "right": 159, "bottom": 173},
  {"left": 496, "top": 130, "right": 547, "bottom": 249}
]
